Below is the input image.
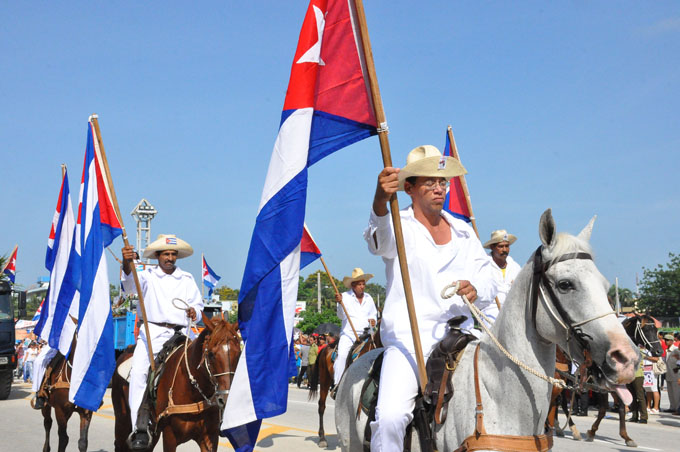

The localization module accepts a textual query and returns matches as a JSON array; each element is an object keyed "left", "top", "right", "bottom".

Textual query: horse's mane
[
  {"left": 203, "top": 319, "right": 238, "bottom": 349},
  {"left": 546, "top": 232, "right": 593, "bottom": 265}
]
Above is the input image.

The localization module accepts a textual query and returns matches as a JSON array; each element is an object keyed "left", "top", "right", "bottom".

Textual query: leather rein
[{"left": 158, "top": 329, "right": 238, "bottom": 421}]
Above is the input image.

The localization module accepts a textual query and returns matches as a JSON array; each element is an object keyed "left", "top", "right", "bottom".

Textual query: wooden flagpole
[
  {"left": 353, "top": 0, "right": 428, "bottom": 390},
  {"left": 90, "top": 115, "right": 156, "bottom": 372},
  {"left": 319, "top": 257, "right": 360, "bottom": 342},
  {"left": 447, "top": 126, "right": 501, "bottom": 311}
]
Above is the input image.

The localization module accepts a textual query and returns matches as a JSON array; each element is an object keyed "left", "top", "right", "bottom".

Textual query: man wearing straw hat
[
  {"left": 333, "top": 267, "right": 378, "bottom": 387},
  {"left": 365, "top": 145, "right": 498, "bottom": 451},
  {"left": 121, "top": 234, "right": 203, "bottom": 450},
  {"left": 480, "top": 229, "right": 522, "bottom": 326}
]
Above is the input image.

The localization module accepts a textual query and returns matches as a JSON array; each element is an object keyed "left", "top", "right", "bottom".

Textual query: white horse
[{"left": 335, "top": 209, "right": 639, "bottom": 451}]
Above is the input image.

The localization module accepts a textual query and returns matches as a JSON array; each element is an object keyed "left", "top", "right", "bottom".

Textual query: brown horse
[
  {"left": 584, "top": 313, "right": 662, "bottom": 448},
  {"left": 112, "top": 316, "right": 241, "bottom": 452},
  {"left": 39, "top": 335, "right": 94, "bottom": 452},
  {"left": 545, "top": 347, "right": 581, "bottom": 440},
  {"left": 308, "top": 328, "right": 379, "bottom": 448}
]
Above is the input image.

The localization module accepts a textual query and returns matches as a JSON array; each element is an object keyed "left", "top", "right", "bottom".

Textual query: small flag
[
  {"left": 202, "top": 256, "right": 222, "bottom": 298},
  {"left": 221, "top": 0, "right": 378, "bottom": 449},
  {"left": 69, "top": 117, "right": 123, "bottom": 411},
  {"left": 300, "top": 224, "right": 322, "bottom": 270},
  {"left": 2, "top": 245, "right": 18, "bottom": 283},
  {"left": 32, "top": 299, "right": 44, "bottom": 322},
  {"left": 443, "top": 131, "right": 472, "bottom": 222}
]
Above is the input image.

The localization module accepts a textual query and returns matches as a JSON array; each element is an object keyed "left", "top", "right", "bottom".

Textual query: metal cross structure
[{"left": 130, "top": 198, "right": 157, "bottom": 263}]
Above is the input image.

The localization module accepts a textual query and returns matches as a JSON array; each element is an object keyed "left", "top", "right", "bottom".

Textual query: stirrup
[
  {"left": 330, "top": 384, "right": 338, "bottom": 400},
  {"left": 31, "top": 396, "right": 46, "bottom": 410},
  {"left": 127, "top": 429, "right": 152, "bottom": 451}
]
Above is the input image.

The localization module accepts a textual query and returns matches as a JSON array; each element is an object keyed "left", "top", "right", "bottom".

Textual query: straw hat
[
  {"left": 397, "top": 145, "right": 466, "bottom": 190},
  {"left": 483, "top": 229, "right": 517, "bottom": 249},
  {"left": 664, "top": 333, "right": 674, "bottom": 340},
  {"left": 142, "top": 234, "right": 193, "bottom": 259},
  {"left": 342, "top": 268, "right": 374, "bottom": 288}
]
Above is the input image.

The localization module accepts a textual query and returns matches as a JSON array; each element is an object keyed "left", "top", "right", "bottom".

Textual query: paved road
[{"left": 1, "top": 378, "right": 677, "bottom": 451}]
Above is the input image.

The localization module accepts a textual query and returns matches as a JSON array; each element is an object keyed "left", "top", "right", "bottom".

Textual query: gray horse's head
[{"left": 533, "top": 209, "right": 639, "bottom": 387}]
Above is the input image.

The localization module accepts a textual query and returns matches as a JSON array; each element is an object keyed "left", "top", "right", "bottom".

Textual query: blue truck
[{"left": 0, "top": 280, "right": 26, "bottom": 399}]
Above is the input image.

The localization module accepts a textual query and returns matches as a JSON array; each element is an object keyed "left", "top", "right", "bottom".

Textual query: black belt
[{"left": 148, "top": 321, "right": 184, "bottom": 330}]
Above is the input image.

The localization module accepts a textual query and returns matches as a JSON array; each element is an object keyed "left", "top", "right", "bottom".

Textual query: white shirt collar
[{"left": 152, "top": 265, "right": 183, "bottom": 279}]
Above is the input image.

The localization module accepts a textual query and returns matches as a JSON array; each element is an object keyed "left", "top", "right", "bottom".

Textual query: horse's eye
[{"left": 557, "top": 280, "right": 574, "bottom": 292}]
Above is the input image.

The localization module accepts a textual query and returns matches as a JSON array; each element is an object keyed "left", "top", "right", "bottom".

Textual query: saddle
[
  {"left": 347, "top": 327, "right": 378, "bottom": 369},
  {"left": 358, "top": 316, "right": 476, "bottom": 452},
  {"left": 147, "top": 329, "right": 187, "bottom": 406}
]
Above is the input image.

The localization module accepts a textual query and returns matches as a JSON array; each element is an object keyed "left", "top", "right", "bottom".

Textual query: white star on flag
[{"left": 296, "top": 5, "right": 326, "bottom": 66}]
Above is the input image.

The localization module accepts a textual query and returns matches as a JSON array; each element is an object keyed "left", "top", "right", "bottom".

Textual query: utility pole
[{"left": 317, "top": 271, "right": 321, "bottom": 313}]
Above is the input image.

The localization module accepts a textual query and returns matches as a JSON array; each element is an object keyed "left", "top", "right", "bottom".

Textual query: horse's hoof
[
  {"left": 572, "top": 431, "right": 582, "bottom": 441},
  {"left": 555, "top": 428, "right": 564, "bottom": 437},
  {"left": 625, "top": 440, "right": 637, "bottom": 448},
  {"left": 585, "top": 431, "right": 595, "bottom": 442},
  {"left": 318, "top": 439, "right": 327, "bottom": 448}
]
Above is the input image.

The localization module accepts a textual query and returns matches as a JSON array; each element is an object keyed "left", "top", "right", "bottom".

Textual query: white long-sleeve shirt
[
  {"left": 337, "top": 290, "right": 377, "bottom": 340},
  {"left": 364, "top": 206, "right": 498, "bottom": 356},
  {"left": 121, "top": 265, "right": 203, "bottom": 329},
  {"left": 481, "top": 255, "right": 522, "bottom": 325}
]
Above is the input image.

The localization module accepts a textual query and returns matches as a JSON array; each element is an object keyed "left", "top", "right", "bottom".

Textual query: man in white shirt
[
  {"left": 333, "top": 268, "right": 378, "bottom": 386},
  {"left": 480, "top": 229, "right": 522, "bottom": 326},
  {"left": 121, "top": 234, "right": 203, "bottom": 450},
  {"left": 365, "top": 145, "right": 497, "bottom": 451}
]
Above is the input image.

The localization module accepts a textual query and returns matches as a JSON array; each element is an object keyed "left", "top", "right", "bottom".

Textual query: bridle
[
  {"left": 529, "top": 245, "right": 615, "bottom": 364},
  {"left": 629, "top": 316, "right": 661, "bottom": 352},
  {"left": 198, "top": 332, "right": 239, "bottom": 405}
]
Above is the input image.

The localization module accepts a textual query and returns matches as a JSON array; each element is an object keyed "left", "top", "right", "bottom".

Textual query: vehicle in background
[{"left": 0, "top": 281, "right": 26, "bottom": 399}]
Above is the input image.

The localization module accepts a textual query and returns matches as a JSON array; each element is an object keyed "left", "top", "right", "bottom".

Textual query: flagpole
[
  {"left": 447, "top": 126, "right": 501, "bottom": 310},
  {"left": 201, "top": 253, "right": 205, "bottom": 301},
  {"left": 319, "top": 257, "right": 360, "bottom": 342},
  {"left": 353, "top": 0, "right": 428, "bottom": 390},
  {"left": 90, "top": 115, "right": 156, "bottom": 372}
]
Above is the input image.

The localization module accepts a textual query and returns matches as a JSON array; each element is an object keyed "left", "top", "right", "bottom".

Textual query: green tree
[
  {"left": 637, "top": 252, "right": 680, "bottom": 317},
  {"left": 295, "top": 306, "right": 340, "bottom": 334},
  {"left": 607, "top": 285, "right": 635, "bottom": 308},
  {"left": 297, "top": 271, "right": 386, "bottom": 311},
  {"left": 215, "top": 285, "right": 240, "bottom": 301},
  {"left": 0, "top": 255, "right": 7, "bottom": 282}
]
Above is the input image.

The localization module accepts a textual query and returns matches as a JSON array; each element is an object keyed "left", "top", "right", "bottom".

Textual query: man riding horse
[
  {"left": 333, "top": 267, "right": 378, "bottom": 388},
  {"left": 364, "top": 145, "right": 499, "bottom": 451},
  {"left": 121, "top": 234, "right": 203, "bottom": 450}
]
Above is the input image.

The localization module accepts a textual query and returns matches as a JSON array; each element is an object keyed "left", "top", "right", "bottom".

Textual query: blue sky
[{"left": 1, "top": 1, "right": 678, "bottom": 294}]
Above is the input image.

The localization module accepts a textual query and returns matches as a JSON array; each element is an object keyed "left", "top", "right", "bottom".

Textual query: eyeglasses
[{"left": 420, "top": 179, "right": 449, "bottom": 191}]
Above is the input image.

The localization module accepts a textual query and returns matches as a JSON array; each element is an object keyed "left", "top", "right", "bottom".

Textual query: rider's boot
[
  {"left": 127, "top": 403, "right": 153, "bottom": 451},
  {"left": 32, "top": 358, "right": 56, "bottom": 410}
]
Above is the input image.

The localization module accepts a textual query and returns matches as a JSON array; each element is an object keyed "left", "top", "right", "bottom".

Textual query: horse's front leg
[
  {"left": 563, "top": 393, "right": 581, "bottom": 440},
  {"left": 614, "top": 392, "right": 637, "bottom": 447},
  {"left": 77, "top": 410, "right": 93, "bottom": 452},
  {"left": 42, "top": 405, "right": 53, "bottom": 452},
  {"left": 162, "top": 425, "right": 178, "bottom": 452},
  {"left": 55, "top": 405, "right": 72, "bottom": 452},
  {"left": 586, "top": 393, "right": 607, "bottom": 443},
  {"left": 318, "top": 388, "right": 327, "bottom": 448}
]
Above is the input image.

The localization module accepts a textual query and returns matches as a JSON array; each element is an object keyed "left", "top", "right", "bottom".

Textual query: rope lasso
[{"left": 440, "top": 281, "right": 569, "bottom": 389}]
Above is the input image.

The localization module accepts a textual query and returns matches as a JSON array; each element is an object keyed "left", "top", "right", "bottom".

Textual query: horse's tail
[{"left": 307, "top": 349, "right": 322, "bottom": 401}]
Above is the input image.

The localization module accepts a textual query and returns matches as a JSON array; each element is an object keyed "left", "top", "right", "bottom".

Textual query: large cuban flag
[
  {"left": 69, "top": 117, "right": 123, "bottom": 411},
  {"left": 34, "top": 169, "right": 80, "bottom": 355},
  {"left": 443, "top": 130, "right": 472, "bottom": 222},
  {"left": 202, "top": 256, "right": 221, "bottom": 298},
  {"left": 2, "top": 245, "right": 17, "bottom": 283},
  {"left": 221, "top": 0, "right": 377, "bottom": 448}
]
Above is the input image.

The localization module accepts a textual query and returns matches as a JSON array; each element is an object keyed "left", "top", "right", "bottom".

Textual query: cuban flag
[
  {"left": 202, "top": 256, "right": 221, "bottom": 298},
  {"left": 32, "top": 299, "right": 44, "bottom": 322},
  {"left": 443, "top": 130, "right": 472, "bottom": 222},
  {"left": 221, "top": 0, "right": 377, "bottom": 448},
  {"left": 34, "top": 169, "right": 80, "bottom": 355},
  {"left": 2, "top": 245, "right": 17, "bottom": 283},
  {"left": 69, "top": 117, "right": 123, "bottom": 411},
  {"left": 300, "top": 224, "right": 322, "bottom": 270}
]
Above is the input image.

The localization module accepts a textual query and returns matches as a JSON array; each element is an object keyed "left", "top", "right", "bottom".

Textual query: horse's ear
[
  {"left": 538, "top": 208, "right": 556, "bottom": 248},
  {"left": 577, "top": 215, "right": 597, "bottom": 242},
  {"left": 203, "top": 313, "right": 215, "bottom": 332}
]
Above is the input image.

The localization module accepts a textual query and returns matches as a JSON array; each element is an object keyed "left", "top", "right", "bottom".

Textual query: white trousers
[
  {"left": 32, "top": 346, "right": 58, "bottom": 393},
  {"left": 334, "top": 335, "right": 354, "bottom": 386},
  {"left": 370, "top": 346, "right": 420, "bottom": 452},
  {"left": 128, "top": 327, "right": 175, "bottom": 428}
]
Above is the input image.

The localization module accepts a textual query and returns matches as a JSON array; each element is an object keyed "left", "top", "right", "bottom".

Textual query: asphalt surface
[{"left": 1, "top": 377, "right": 678, "bottom": 451}]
